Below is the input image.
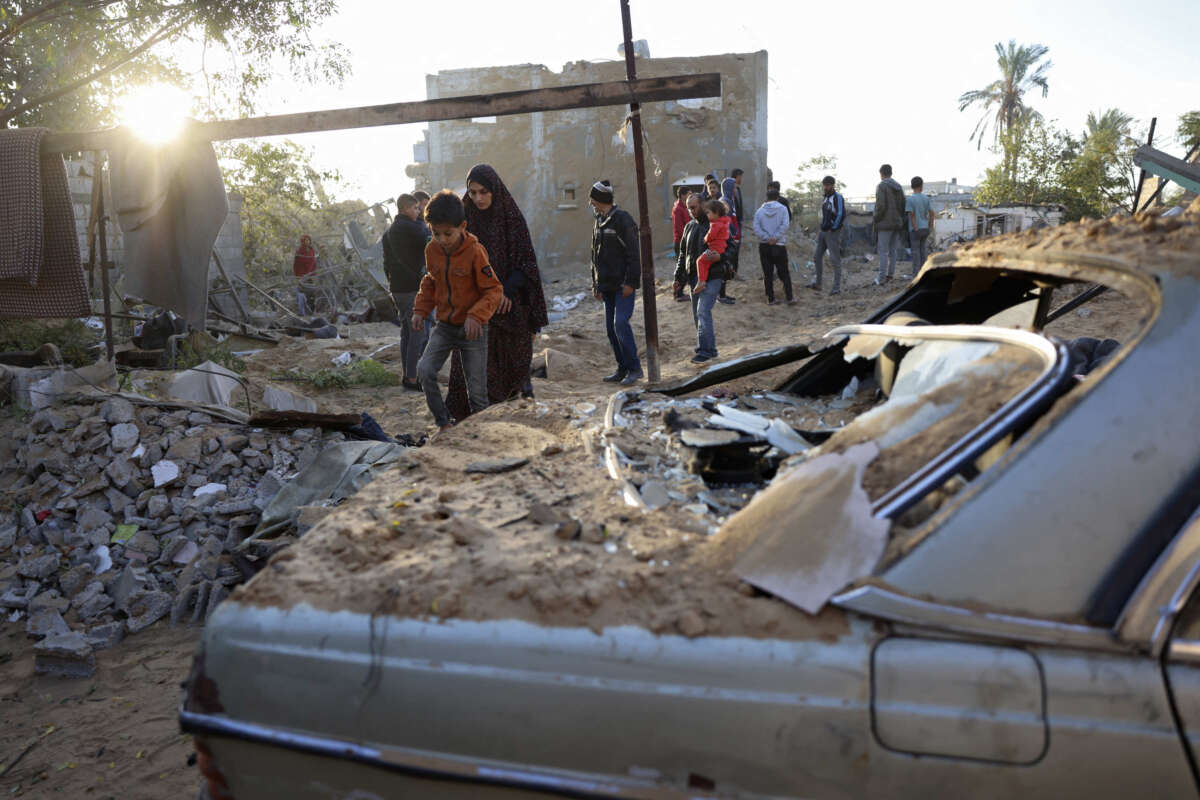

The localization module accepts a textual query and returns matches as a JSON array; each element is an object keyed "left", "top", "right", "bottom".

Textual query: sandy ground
[
  {"left": 0, "top": 623, "right": 200, "bottom": 798},
  {"left": 0, "top": 238, "right": 1154, "bottom": 796}
]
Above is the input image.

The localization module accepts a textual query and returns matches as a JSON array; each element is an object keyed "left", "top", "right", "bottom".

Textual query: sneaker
[
  {"left": 830, "top": 288, "right": 842, "bottom": 296},
  {"left": 602, "top": 368, "right": 628, "bottom": 383},
  {"left": 690, "top": 354, "right": 712, "bottom": 364},
  {"left": 786, "top": 298, "right": 798, "bottom": 305},
  {"left": 717, "top": 296, "right": 736, "bottom": 305},
  {"left": 806, "top": 283, "right": 821, "bottom": 291},
  {"left": 401, "top": 378, "right": 422, "bottom": 392},
  {"left": 767, "top": 298, "right": 779, "bottom": 306},
  {"left": 620, "top": 370, "right": 644, "bottom": 386},
  {"left": 674, "top": 293, "right": 690, "bottom": 302}
]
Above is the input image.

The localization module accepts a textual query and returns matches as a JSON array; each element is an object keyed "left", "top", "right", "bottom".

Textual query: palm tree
[
  {"left": 958, "top": 41, "right": 1052, "bottom": 150},
  {"left": 1083, "top": 108, "right": 1134, "bottom": 151}
]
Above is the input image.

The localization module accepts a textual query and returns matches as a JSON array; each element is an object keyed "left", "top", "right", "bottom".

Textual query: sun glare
[{"left": 119, "top": 85, "right": 192, "bottom": 144}]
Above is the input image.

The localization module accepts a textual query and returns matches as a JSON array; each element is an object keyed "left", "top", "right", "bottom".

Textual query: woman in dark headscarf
[{"left": 445, "top": 164, "right": 549, "bottom": 420}]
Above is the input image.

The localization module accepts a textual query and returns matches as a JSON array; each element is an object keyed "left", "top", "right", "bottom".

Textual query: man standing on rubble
[
  {"left": 589, "top": 180, "right": 643, "bottom": 385},
  {"left": 673, "top": 191, "right": 725, "bottom": 363},
  {"left": 384, "top": 193, "right": 430, "bottom": 391},
  {"left": 873, "top": 164, "right": 907, "bottom": 284}
]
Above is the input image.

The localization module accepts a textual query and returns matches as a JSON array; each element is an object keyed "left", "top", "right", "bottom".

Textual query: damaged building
[{"left": 407, "top": 48, "right": 769, "bottom": 271}]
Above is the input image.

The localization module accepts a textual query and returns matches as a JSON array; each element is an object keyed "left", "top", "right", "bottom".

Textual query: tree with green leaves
[
  {"left": 958, "top": 40, "right": 1052, "bottom": 180},
  {"left": 784, "top": 154, "right": 844, "bottom": 229},
  {"left": 1178, "top": 111, "right": 1200, "bottom": 150},
  {"left": 0, "top": 0, "right": 348, "bottom": 130},
  {"left": 1066, "top": 108, "right": 1139, "bottom": 214},
  {"left": 219, "top": 139, "right": 361, "bottom": 284}
]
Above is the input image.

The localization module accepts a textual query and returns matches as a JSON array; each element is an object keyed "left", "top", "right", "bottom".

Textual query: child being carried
[{"left": 696, "top": 200, "right": 732, "bottom": 289}]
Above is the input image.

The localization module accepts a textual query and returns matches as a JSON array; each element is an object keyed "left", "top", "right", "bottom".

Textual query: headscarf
[
  {"left": 463, "top": 164, "right": 549, "bottom": 330},
  {"left": 720, "top": 178, "right": 738, "bottom": 215}
]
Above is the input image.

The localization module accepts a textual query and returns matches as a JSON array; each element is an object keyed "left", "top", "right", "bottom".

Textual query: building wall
[{"left": 408, "top": 51, "right": 769, "bottom": 273}]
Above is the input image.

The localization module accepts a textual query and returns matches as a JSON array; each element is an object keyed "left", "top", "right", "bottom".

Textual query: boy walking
[
  {"left": 383, "top": 193, "right": 430, "bottom": 391},
  {"left": 753, "top": 186, "right": 793, "bottom": 304},
  {"left": 412, "top": 190, "right": 503, "bottom": 431},
  {"left": 588, "top": 180, "right": 643, "bottom": 385}
]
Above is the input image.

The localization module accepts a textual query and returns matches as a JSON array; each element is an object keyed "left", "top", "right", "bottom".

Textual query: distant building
[
  {"left": 408, "top": 49, "right": 769, "bottom": 270},
  {"left": 846, "top": 177, "right": 1062, "bottom": 248},
  {"left": 933, "top": 204, "right": 1065, "bottom": 248}
]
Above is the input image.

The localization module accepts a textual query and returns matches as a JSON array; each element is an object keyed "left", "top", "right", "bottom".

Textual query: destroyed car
[{"left": 183, "top": 205, "right": 1200, "bottom": 799}]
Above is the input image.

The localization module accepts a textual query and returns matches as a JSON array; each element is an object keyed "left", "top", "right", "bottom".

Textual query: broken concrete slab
[
  {"left": 99, "top": 397, "right": 135, "bottom": 424},
  {"left": 125, "top": 591, "right": 172, "bottom": 633},
  {"left": 25, "top": 607, "right": 69, "bottom": 638},
  {"left": 34, "top": 631, "right": 96, "bottom": 678},
  {"left": 17, "top": 552, "right": 60, "bottom": 580},
  {"left": 84, "top": 620, "right": 126, "bottom": 651},
  {"left": 110, "top": 422, "right": 139, "bottom": 451},
  {"left": 28, "top": 589, "right": 70, "bottom": 616}
]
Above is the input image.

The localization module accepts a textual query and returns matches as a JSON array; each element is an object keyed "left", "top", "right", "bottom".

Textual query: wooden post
[
  {"left": 1134, "top": 117, "right": 1156, "bottom": 212},
  {"left": 94, "top": 152, "right": 115, "bottom": 362},
  {"left": 620, "top": 0, "right": 660, "bottom": 383},
  {"left": 42, "top": 74, "right": 721, "bottom": 154}
]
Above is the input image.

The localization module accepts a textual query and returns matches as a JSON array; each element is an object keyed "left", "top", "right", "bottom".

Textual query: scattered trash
[
  {"left": 331, "top": 351, "right": 353, "bottom": 367},
  {"left": 110, "top": 524, "right": 137, "bottom": 544}
]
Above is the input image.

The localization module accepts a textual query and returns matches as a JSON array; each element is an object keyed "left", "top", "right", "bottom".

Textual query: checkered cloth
[{"left": 0, "top": 128, "right": 90, "bottom": 318}]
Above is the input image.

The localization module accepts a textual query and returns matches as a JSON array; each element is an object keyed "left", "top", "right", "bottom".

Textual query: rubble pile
[{"left": 0, "top": 395, "right": 348, "bottom": 677}]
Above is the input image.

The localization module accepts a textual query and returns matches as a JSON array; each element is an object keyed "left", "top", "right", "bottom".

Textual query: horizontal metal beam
[
  {"left": 1133, "top": 144, "right": 1200, "bottom": 196},
  {"left": 42, "top": 73, "right": 722, "bottom": 153}
]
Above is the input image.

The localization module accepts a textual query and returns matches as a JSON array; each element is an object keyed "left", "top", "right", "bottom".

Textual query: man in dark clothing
[
  {"left": 672, "top": 192, "right": 725, "bottom": 363},
  {"left": 812, "top": 176, "right": 846, "bottom": 294},
  {"left": 383, "top": 193, "right": 431, "bottom": 390},
  {"left": 589, "top": 180, "right": 643, "bottom": 385},
  {"left": 873, "top": 163, "right": 907, "bottom": 284},
  {"left": 768, "top": 180, "right": 790, "bottom": 218}
]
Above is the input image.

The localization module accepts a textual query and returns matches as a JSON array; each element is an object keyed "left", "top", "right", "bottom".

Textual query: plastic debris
[
  {"left": 110, "top": 525, "right": 137, "bottom": 544},
  {"left": 151, "top": 459, "right": 180, "bottom": 487}
]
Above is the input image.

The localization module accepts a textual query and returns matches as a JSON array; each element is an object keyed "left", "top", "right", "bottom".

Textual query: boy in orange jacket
[{"left": 412, "top": 190, "right": 503, "bottom": 430}]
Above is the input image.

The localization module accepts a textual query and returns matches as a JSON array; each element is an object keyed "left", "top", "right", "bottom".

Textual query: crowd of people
[{"left": 362, "top": 162, "right": 935, "bottom": 432}]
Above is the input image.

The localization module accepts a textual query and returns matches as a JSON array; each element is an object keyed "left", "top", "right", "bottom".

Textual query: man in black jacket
[
  {"left": 589, "top": 180, "right": 642, "bottom": 385},
  {"left": 672, "top": 192, "right": 725, "bottom": 363},
  {"left": 383, "top": 193, "right": 430, "bottom": 390}
]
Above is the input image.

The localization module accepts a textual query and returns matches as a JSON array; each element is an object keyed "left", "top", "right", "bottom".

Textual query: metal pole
[
  {"left": 94, "top": 152, "right": 115, "bottom": 362},
  {"left": 619, "top": 0, "right": 660, "bottom": 383},
  {"left": 1134, "top": 116, "right": 1156, "bottom": 212}
]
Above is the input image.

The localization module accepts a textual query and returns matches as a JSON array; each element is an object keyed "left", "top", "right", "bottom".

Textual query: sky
[{"left": 178, "top": 0, "right": 1200, "bottom": 205}]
